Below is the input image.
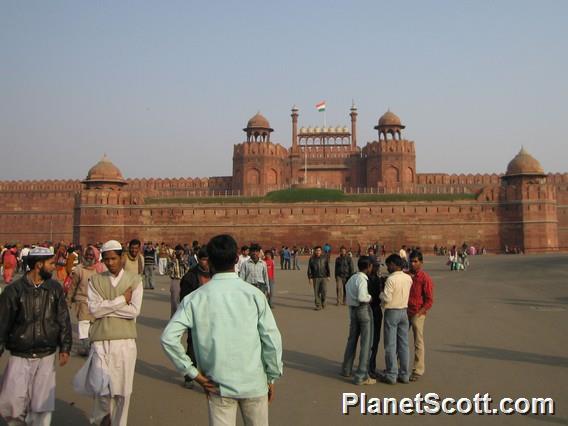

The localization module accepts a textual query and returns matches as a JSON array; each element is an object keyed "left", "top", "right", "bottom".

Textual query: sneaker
[
  {"left": 397, "top": 377, "right": 410, "bottom": 384},
  {"left": 378, "top": 375, "right": 396, "bottom": 385},
  {"left": 355, "top": 377, "right": 377, "bottom": 385},
  {"left": 314, "top": 306, "right": 322, "bottom": 311}
]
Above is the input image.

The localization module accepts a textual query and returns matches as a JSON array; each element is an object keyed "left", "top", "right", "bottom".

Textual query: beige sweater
[{"left": 380, "top": 271, "right": 413, "bottom": 309}]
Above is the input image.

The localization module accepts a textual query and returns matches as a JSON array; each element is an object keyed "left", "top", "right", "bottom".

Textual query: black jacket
[
  {"left": 307, "top": 256, "right": 330, "bottom": 279},
  {"left": 334, "top": 255, "right": 354, "bottom": 279},
  {"left": 0, "top": 275, "right": 72, "bottom": 358},
  {"left": 179, "top": 265, "right": 204, "bottom": 302}
]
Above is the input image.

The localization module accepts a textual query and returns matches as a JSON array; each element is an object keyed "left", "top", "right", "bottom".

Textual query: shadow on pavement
[
  {"left": 137, "top": 315, "right": 169, "bottom": 330},
  {"left": 53, "top": 399, "right": 89, "bottom": 425},
  {"left": 439, "top": 345, "right": 568, "bottom": 368},
  {"left": 283, "top": 349, "right": 342, "bottom": 379}
]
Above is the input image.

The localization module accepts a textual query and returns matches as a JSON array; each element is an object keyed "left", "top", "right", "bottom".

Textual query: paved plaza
[{"left": 1, "top": 254, "right": 567, "bottom": 425}]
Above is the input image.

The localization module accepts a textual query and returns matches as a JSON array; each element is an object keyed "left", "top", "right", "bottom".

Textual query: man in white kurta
[{"left": 83, "top": 240, "right": 143, "bottom": 426}]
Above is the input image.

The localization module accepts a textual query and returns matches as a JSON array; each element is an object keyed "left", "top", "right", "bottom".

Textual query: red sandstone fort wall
[
  {"left": 74, "top": 200, "right": 503, "bottom": 252},
  {"left": 1, "top": 173, "right": 567, "bottom": 251}
]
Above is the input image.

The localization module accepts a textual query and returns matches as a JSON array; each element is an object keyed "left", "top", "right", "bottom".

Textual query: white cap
[
  {"left": 101, "top": 240, "right": 123, "bottom": 253},
  {"left": 29, "top": 247, "right": 54, "bottom": 257}
]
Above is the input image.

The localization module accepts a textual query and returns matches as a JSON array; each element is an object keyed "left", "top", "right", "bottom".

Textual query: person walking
[
  {"left": 168, "top": 245, "right": 188, "bottom": 317},
  {"left": 341, "top": 256, "right": 376, "bottom": 385},
  {"left": 123, "top": 239, "right": 144, "bottom": 277},
  {"left": 0, "top": 247, "right": 72, "bottom": 426},
  {"left": 157, "top": 243, "right": 169, "bottom": 276},
  {"left": 67, "top": 245, "right": 106, "bottom": 356},
  {"left": 142, "top": 242, "right": 156, "bottom": 289},
  {"left": 1, "top": 245, "right": 18, "bottom": 284},
  {"left": 283, "top": 247, "right": 291, "bottom": 270},
  {"left": 407, "top": 251, "right": 434, "bottom": 382},
  {"left": 239, "top": 244, "right": 270, "bottom": 299},
  {"left": 161, "top": 234, "right": 283, "bottom": 426},
  {"left": 264, "top": 251, "right": 276, "bottom": 308},
  {"left": 235, "top": 246, "right": 250, "bottom": 274},
  {"left": 307, "top": 246, "right": 330, "bottom": 310},
  {"left": 379, "top": 254, "right": 413, "bottom": 385},
  {"left": 74, "top": 240, "right": 143, "bottom": 426},
  {"left": 334, "top": 246, "right": 354, "bottom": 305}
]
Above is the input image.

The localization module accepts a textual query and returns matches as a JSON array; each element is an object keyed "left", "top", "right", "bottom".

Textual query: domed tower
[
  {"left": 363, "top": 110, "right": 416, "bottom": 189},
  {"left": 82, "top": 154, "right": 127, "bottom": 190},
  {"left": 75, "top": 154, "right": 128, "bottom": 245},
  {"left": 501, "top": 147, "right": 558, "bottom": 253},
  {"left": 243, "top": 112, "right": 273, "bottom": 142},
  {"left": 233, "top": 113, "right": 287, "bottom": 196},
  {"left": 374, "top": 110, "right": 405, "bottom": 141}
]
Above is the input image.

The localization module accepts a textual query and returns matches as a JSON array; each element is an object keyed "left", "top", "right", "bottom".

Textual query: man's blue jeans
[
  {"left": 383, "top": 308, "right": 410, "bottom": 383},
  {"left": 342, "top": 304, "right": 373, "bottom": 383}
]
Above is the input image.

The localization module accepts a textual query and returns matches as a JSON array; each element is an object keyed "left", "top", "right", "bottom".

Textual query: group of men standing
[
  {"left": 0, "top": 235, "right": 283, "bottom": 426},
  {"left": 341, "top": 251, "right": 434, "bottom": 386}
]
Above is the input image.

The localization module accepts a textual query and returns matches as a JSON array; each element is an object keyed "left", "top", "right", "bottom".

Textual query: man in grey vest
[{"left": 78, "top": 240, "right": 143, "bottom": 426}]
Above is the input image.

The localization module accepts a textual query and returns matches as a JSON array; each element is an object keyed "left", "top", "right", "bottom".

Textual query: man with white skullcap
[
  {"left": 74, "top": 240, "right": 143, "bottom": 426},
  {"left": 0, "top": 247, "right": 72, "bottom": 426}
]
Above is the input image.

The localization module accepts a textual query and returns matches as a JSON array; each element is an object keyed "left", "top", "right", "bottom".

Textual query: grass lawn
[{"left": 145, "top": 188, "right": 477, "bottom": 204}]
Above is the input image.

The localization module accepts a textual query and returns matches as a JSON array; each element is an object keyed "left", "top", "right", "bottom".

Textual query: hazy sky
[{"left": 1, "top": 0, "right": 567, "bottom": 181}]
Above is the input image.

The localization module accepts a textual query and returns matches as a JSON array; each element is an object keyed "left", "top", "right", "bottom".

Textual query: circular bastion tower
[
  {"left": 362, "top": 110, "right": 416, "bottom": 190},
  {"left": 74, "top": 155, "right": 130, "bottom": 244},
  {"left": 232, "top": 112, "right": 288, "bottom": 196},
  {"left": 500, "top": 147, "right": 558, "bottom": 253}
]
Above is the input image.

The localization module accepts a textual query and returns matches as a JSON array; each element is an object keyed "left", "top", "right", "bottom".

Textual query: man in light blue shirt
[
  {"left": 341, "top": 256, "right": 375, "bottom": 385},
  {"left": 239, "top": 243, "right": 270, "bottom": 299},
  {"left": 161, "top": 234, "right": 283, "bottom": 425}
]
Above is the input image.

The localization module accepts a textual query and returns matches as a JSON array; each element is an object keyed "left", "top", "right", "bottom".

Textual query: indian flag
[{"left": 315, "top": 101, "right": 326, "bottom": 112}]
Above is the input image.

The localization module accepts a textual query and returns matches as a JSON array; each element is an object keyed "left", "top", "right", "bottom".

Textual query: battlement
[
  {"left": 0, "top": 179, "right": 81, "bottom": 192},
  {"left": 362, "top": 139, "right": 416, "bottom": 156},
  {"left": 417, "top": 173, "right": 502, "bottom": 186},
  {"left": 126, "top": 176, "right": 232, "bottom": 191},
  {"left": 233, "top": 141, "right": 288, "bottom": 158}
]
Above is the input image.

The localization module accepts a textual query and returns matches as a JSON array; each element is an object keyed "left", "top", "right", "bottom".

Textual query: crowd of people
[{"left": 0, "top": 235, "right": 438, "bottom": 425}]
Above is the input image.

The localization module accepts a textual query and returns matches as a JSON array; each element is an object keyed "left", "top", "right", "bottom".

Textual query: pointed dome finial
[{"left": 506, "top": 146, "right": 544, "bottom": 176}]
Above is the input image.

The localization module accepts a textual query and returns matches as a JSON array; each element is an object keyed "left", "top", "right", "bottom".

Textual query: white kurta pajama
[
  {"left": 74, "top": 269, "right": 142, "bottom": 426},
  {"left": 0, "top": 354, "right": 56, "bottom": 426}
]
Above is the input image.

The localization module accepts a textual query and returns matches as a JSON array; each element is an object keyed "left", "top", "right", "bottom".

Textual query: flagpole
[{"left": 304, "top": 148, "right": 307, "bottom": 184}]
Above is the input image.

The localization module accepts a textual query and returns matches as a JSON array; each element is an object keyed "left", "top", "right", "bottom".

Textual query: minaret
[
  {"left": 291, "top": 105, "right": 299, "bottom": 152},
  {"left": 350, "top": 102, "right": 357, "bottom": 149}
]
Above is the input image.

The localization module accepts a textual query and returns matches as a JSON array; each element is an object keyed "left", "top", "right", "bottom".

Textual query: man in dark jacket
[
  {"left": 367, "top": 259, "right": 384, "bottom": 377},
  {"left": 0, "top": 247, "right": 72, "bottom": 425},
  {"left": 179, "top": 247, "right": 210, "bottom": 389},
  {"left": 334, "top": 246, "right": 354, "bottom": 305},
  {"left": 307, "top": 246, "right": 330, "bottom": 310}
]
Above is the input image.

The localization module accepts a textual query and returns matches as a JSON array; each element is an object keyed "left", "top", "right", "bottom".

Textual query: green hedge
[{"left": 145, "top": 188, "right": 477, "bottom": 204}]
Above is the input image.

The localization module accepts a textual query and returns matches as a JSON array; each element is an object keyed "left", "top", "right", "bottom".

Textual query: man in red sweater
[{"left": 408, "top": 251, "right": 434, "bottom": 382}]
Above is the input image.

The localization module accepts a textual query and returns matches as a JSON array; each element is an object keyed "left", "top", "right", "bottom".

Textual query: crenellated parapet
[
  {"left": 362, "top": 139, "right": 416, "bottom": 156},
  {"left": 0, "top": 179, "right": 82, "bottom": 192},
  {"left": 417, "top": 173, "right": 502, "bottom": 186},
  {"left": 233, "top": 141, "right": 289, "bottom": 158}
]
